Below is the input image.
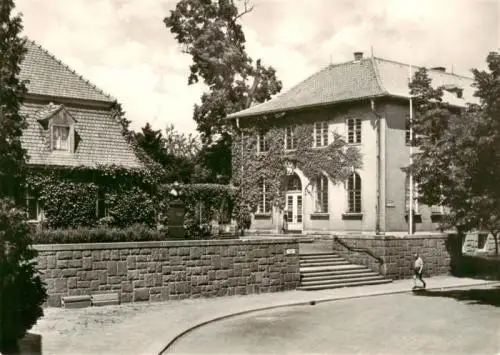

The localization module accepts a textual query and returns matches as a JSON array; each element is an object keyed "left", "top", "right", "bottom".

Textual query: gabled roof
[
  {"left": 21, "top": 102, "right": 143, "bottom": 169},
  {"left": 20, "top": 40, "right": 115, "bottom": 103},
  {"left": 227, "top": 57, "right": 477, "bottom": 119}
]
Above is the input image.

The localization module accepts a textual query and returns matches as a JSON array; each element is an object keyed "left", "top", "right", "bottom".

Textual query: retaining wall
[
  {"left": 332, "top": 234, "right": 452, "bottom": 280},
  {"left": 34, "top": 239, "right": 300, "bottom": 307}
]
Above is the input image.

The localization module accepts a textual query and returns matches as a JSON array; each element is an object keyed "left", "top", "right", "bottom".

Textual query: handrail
[{"left": 333, "top": 236, "right": 384, "bottom": 265}]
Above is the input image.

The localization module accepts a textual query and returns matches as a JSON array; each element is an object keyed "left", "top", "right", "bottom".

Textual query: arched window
[
  {"left": 347, "top": 172, "right": 361, "bottom": 213},
  {"left": 315, "top": 175, "right": 328, "bottom": 213},
  {"left": 286, "top": 174, "right": 302, "bottom": 192}
]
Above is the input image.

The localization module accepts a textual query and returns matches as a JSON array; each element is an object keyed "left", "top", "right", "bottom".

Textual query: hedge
[{"left": 31, "top": 224, "right": 166, "bottom": 244}]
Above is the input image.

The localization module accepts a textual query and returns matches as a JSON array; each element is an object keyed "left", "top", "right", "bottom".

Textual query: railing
[{"left": 333, "top": 236, "right": 385, "bottom": 266}]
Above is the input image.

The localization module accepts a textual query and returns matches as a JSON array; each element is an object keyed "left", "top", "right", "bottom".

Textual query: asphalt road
[{"left": 166, "top": 285, "right": 500, "bottom": 354}]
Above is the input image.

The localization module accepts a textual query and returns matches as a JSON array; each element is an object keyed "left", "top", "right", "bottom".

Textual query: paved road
[{"left": 167, "top": 285, "right": 500, "bottom": 354}]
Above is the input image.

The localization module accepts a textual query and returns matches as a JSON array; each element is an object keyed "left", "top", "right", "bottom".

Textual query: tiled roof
[
  {"left": 21, "top": 102, "right": 143, "bottom": 169},
  {"left": 227, "top": 57, "right": 477, "bottom": 119},
  {"left": 20, "top": 40, "right": 115, "bottom": 102}
]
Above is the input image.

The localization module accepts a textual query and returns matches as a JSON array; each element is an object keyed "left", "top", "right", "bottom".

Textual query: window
[
  {"left": 347, "top": 118, "right": 361, "bottom": 144},
  {"left": 52, "top": 125, "right": 70, "bottom": 151},
  {"left": 257, "top": 179, "right": 271, "bottom": 213},
  {"left": 405, "top": 175, "right": 419, "bottom": 214},
  {"left": 347, "top": 172, "right": 361, "bottom": 213},
  {"left": 478, "top": 233, "right": 488, "bottom": 250},
  {"left": 405, "top": 117, "right": 411, "bottom": 145},
  {"left": 315, "top": 175, "right": 329, "bottom": 213},
  {"left": 257, "top": 131, "right": 269, "bottom": 153},
  {"left": 431, "top": 205, "right": 444, "bottom": 215},
  {"left": 96, "top": 190, "right": 108, "bottom": 218},
  {"left": 314, "top": 121, "right": 329, "bottom": 147},
  {"left": 285, "top": 126, "right": 297, "bottom": 150},
  {"left": 26, "top": 191, "right": 41, "bottom": 221}
]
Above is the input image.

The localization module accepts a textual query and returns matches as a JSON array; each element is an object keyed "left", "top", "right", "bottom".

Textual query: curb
[{"left": 158, "top": 280, "right": 500, "bottom": 354}]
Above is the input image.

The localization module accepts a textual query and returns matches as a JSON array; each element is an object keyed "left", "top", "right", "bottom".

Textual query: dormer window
[
  {"left": 52, "top": 125, "right": 70, "bottom": 151},
  {"left": 36, "top": 103, "right": 76, "bottom": 153}
]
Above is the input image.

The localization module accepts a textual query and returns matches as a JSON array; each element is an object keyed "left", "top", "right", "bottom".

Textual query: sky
[{"left": 15, "top": 0, "right": 500, "bottom": 135}]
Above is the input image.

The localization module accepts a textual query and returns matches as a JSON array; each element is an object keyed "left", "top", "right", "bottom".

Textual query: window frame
[
  {"left": 256, "top": 179, "right": 271, "bottom": 214},
  {"left": 346, "top": 118, "right": 362, "bottom": 144},
  {"left": 51, "top": 124, "right": 72, "bottom": 152},
  {"left": 26, "top": 190, "right": 42, "bottom": 222},
  {"left": 315, "top": 175, "right": 329, "bottom": 213},
  {"left": 285, "top": 125, "right": 297, "bottom": 151},
  {"left": 313, "top": 121, "right": 329, "bottom": 148},
  {"left": 257, "top": 130, "right": 269, "bottom": 153},
  {"left": 346, "top": 172, "right": 362, "bottom": 213},
  {"left": 405, "top": 175, "right": 420, "bottom": 215}
]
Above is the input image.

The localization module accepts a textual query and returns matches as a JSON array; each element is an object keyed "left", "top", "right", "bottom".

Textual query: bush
[
  {"left": 32, "top": 224, "right": 166, "bottom": 244},
  {"left": 107, "top": 187, "right": 157, "bottom": 228},
  {"left": 0, "top": 198, "right": 47, "bottom": 353}
]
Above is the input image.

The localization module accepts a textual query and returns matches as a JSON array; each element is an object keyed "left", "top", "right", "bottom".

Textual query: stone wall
[
  {"left": 35, "top": 239, "right": 300, "bottom": 307},
  {"left": 332, "top": 234, "right": 452, "bottom": 280},
  {"left": 462, "top": 232, "right": 498, "bottom": 256}
]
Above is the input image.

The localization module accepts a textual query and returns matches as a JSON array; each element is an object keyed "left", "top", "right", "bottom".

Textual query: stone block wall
[
  {"left": 35, "top": 239, "right": 300, "bottom": 307},
  {"left": 461, "top": 232, "right": 497, "bottom": 255},
  {"left": 332, "top": 234, "right": 451, "bottom": 280}
]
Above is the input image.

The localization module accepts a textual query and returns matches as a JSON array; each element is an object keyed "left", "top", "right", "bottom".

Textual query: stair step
[
  {"left": 297, "top": 278, "right": 393, "bottom": 291},
  {"left": 300, "top": 267, "right": 374, "bottom": 277},
  {"left": 300, "top": 256, "right": 345, "bottom": 262},
  {"left": 300, "top": 261, "right": 350, "bottom": 268},
  {"left": 301, "top": 271, "right": 379, "bottom": 282},
  {"left": 300, "top": 275, "right": 386, "bottom": 286},
  {"left": 299, "top": 253, "right": 340, "bottom": 259},
  {"left": 300, "top": 264, "right": 367, "bottom": 273}
]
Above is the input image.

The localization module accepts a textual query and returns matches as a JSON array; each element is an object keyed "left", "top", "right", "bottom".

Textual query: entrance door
[{"left": 286, "top": 193, "right": 303, "bottom": 231}]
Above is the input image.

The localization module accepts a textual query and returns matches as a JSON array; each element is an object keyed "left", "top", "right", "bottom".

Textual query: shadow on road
[{"left": 412, "top": 285, "right": 500, "bottom": 307}]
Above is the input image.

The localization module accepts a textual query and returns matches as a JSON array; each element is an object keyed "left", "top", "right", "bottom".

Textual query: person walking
[{"left": 413, "top": 252, "right": 426, "bottom": 289}]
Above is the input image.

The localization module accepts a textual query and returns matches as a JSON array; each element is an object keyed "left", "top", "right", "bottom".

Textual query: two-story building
[{"left": 227, "top": 52, "right": 476, "bottom": 236}]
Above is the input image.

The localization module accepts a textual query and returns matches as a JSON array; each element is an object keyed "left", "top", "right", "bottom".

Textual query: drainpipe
[{"left": 371, "top": 99, "right": 386, "bottom": 235}]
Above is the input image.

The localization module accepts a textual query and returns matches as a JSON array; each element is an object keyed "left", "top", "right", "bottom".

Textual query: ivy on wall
[
  {"left": 25, "top": 165, "right": 158, "bottom": 229},
  {"left": 231, "top": 117, "right": 362, "bottom": 226}
]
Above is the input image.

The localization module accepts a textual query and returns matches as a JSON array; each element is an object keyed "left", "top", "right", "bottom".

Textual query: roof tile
[{"left": 20, "top": 41, "right": 115, "bottom": 102}]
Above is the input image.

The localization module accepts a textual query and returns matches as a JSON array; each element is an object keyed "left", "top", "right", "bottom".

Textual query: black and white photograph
[{"left": 0, "top": 0, "right": 499, "bottom": 354}]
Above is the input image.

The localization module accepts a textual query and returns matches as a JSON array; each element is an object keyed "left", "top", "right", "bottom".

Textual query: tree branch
[{"left": 235, "top": 0, "right": 254, "bottom": 21}]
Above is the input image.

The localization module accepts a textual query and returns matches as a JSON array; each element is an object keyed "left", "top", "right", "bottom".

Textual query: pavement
[{"left": 31, "top": 276, "right": 500, "bottom": 355}]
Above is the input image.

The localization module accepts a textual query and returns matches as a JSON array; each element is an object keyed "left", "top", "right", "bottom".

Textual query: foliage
[
  {"left": 135, "top": 123, "right": 203, "bottom": 183},
  {"left": 231, "top": 121, "right": 361, "bottom": 228},
  {"left": 409, "top": 51, "right": 500, "bottom": 254},
  {"left": 0, "top": 0, "right": 28, "bottom": 201},
  {"left": 32, "top": 224, "right": 165, "bottom": 244},
  {"left": 106, "top": 187, "right": 157, "bottom": 228},
  {"left": 164, "top": 0, "right": 282, "bottom": 181},
  {"left": 39, "top": 182, "right": 98, "bottom": 229},
  {"left": 0, "top": 199, "right": 47, "bottom": 353},
  {"left": 26, "top": 166, "right": 159, "bottom": 229},
  {"left": 159, "top": 183, "right": 236, "bottom": 238}
]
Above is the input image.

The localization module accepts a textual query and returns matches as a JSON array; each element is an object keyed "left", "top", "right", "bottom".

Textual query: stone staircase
[{"left": 298, "top": 252, "right": 392, "bottom": 291}]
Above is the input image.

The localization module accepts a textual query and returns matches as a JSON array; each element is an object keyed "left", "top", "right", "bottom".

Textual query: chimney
[
  {"left": 354, "top": 52, "right": 364, "bottom": 61},
  {"left": 431, "top": 66, "right": 446, "bottom": 72}
]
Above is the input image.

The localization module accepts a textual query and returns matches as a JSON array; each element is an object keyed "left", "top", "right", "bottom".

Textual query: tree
[
  {"left": 0, "top": 0, "right": 28, "bottom": 201},
  {"left": 164, "top": 0, "right": 282, "bottom": 181},
  {"left": 135, "top": 122, "right": 203, "bottom": 183},
  {"left": 0, "top": 1, "right": 47, "bottom": 352},
  {"left": 409, "top": 51, "right": 500, "bottom": 255}
]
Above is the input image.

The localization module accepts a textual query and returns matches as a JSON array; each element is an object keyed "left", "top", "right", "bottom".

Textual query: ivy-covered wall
[
  {"left": 26, "top": 166, "right": 158, "bottom": 229},
  {"left": 231, "top": 102, "right": 383, "bottom": 233}
]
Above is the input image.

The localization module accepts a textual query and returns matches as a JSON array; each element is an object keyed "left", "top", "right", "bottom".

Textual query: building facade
[
  {"left": 227, "top": 52, "right": 476, "bottom": 235},
  {"left": 19, "top": 40, "right": 143, "bottom": 223}
]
